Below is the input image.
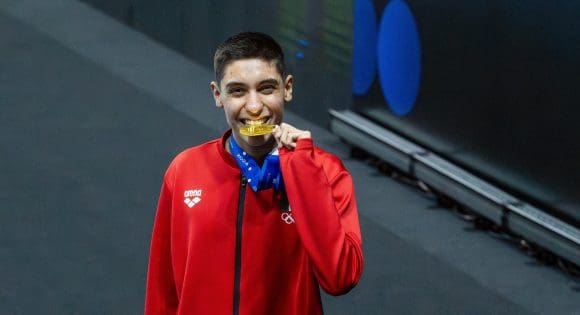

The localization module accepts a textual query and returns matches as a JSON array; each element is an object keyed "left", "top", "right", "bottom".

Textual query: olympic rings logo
[{"left": 281, "top": 212, "right": 295, "bottom": 225}]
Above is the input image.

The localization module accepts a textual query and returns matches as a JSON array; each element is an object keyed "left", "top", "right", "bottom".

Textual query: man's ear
[
  {"left": 283, "top": 75, "right": 294, "bottom": 102},
  {"left": 210, "top": 81, "right": 223, "bottom": 108}
]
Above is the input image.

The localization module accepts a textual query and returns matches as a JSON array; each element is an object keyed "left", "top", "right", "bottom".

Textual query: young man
[{"left": 145, "top": 32, "right": 363, "bottom": 315}]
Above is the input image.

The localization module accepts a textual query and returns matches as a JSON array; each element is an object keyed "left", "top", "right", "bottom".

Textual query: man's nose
[{"left": 245, "top": 91, "right": 263, "bottom": 114}]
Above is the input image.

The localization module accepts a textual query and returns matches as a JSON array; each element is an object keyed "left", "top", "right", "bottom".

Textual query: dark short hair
[{"left": 213, "top": 32, "right": 285, "bottom": 84}]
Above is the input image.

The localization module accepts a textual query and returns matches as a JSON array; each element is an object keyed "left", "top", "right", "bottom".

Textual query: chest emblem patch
[{"left": 184, "top": 189, "right": 202, "bottom": 208}]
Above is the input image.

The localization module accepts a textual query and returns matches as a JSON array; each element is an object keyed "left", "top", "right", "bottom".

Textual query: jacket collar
[{"left": 217, "top": 129, "right": 240, "bottom": 170}]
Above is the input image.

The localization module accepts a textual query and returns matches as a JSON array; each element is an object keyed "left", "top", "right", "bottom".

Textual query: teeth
[{"left": 245, "top": 119, "right": 265, "bottom": 125}]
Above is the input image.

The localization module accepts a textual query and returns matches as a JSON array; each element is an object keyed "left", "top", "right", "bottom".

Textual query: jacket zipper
[{"left": 233, "top": 176, "right": 246, "bottom": 315}]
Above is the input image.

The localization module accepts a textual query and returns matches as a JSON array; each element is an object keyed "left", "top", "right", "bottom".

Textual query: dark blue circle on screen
[
  {"left": 352, "top": 0, "right": 377, "bottom": 95},
  {"left": 377, "top": 0, "right": 421, "bottom": 116}
]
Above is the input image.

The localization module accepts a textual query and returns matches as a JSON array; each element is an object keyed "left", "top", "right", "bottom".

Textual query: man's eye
[
  {"left": 229, "top": 88, "right": 244, "bottom": 96},
  {"left": 261, "top": 86, "right": 275, "bottom": 94}
]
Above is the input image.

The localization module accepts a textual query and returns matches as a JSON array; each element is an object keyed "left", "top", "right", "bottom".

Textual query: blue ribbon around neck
[{"left": 229, "top": 136, "right": 284, "bottom": 192}]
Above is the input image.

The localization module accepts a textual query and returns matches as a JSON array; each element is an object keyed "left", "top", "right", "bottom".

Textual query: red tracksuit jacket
[{"left": 145, "top": 131, "right": 363, "bottom": 314}]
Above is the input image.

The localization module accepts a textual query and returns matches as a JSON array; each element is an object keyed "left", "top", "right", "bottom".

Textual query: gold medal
[{"left": 240, "top": 124, "right": 275, "bottom": 136}]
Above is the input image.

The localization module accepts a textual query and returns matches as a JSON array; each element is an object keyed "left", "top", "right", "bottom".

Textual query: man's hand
[{"left": 273, "top": 123, "right": 311, "bottom": 149}]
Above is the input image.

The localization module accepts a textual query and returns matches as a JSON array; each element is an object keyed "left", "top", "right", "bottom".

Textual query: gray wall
[
  {"left": 354, "top": 0, "right": 580, "bottom": 226},
  {"left": 80, "top": 0, "right": 354, "bottom": 125}
]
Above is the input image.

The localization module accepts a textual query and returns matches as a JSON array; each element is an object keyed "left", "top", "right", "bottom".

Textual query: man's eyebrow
[
  {"left": 224, "top": 79, "right": 279, "bottom": 90},
  {"left": 259, "top": 79, "right": 279, "bottom": 86},
  {"left": 224, "top": 81, "right": 246, "bottom": 89}
]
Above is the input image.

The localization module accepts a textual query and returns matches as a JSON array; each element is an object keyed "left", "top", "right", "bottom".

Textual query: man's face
[{"left": 211, "top": 58, "right": 293, "bottom": 151}]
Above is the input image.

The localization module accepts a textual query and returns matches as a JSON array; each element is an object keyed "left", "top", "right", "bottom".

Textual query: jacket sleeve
[
  {"left": 280, "top": 138, "right": 364, "bottom": 295},
  {"left": 145, "top": 174, "right": 179, "bottom": 314}
]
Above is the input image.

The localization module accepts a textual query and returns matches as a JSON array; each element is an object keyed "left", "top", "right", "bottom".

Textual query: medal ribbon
[{"left": 229, "top": 136, "right": 284, "bottom": 192}]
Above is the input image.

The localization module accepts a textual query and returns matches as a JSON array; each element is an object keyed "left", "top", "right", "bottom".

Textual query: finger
[
  {"left": 284, "top": 129, "right": 297, "bottom": 149},
  {"left": 288, "top": 131, "right": 302, "bottom": 148},
  {"left": 281, "top": 128, "right": 292, "bottom": 149},
  {"left": 273, "top": 125, "right": 283, "bottom": 148},
  {"left": 277, "top": 124, "right": 310, "bottom": 150},
  {"left": 279, "top": 122, "right": 292, "bottom": 130},
  {"left": 283, "top": 131, "right": 302, "bottom": 149}
]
